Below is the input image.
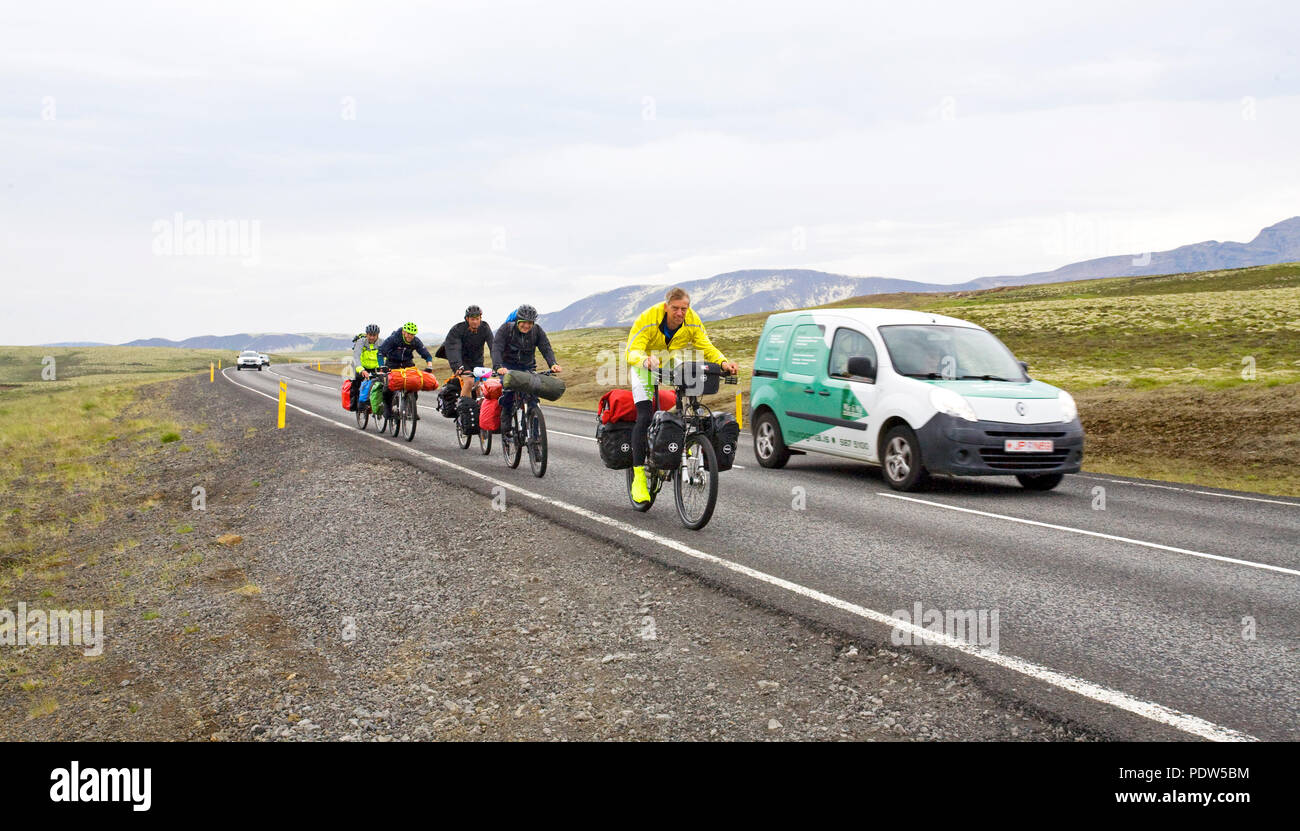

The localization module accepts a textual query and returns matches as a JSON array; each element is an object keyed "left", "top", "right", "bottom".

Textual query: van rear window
[{"left": 756, "top": 325, "right": 791, "bottom": 370}]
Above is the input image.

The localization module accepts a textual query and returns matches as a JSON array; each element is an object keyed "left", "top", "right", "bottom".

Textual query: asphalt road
[{"left": 222, "top": 362, "right": 1299, "bottom": 741}]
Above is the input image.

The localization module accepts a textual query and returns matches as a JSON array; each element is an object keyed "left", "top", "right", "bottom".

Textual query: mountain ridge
[{"left": 540, "top": 216, "right": 1300, "bottom": 331}]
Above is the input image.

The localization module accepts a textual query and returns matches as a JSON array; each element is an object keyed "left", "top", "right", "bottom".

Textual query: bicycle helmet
[
  {"left": 515, "top": 304, "right": 538, "bottom": 322},
  {"left": 465, "top": 305, "right": 482, "bottom": 318},
  {"left": 365, "top": 324, "right": 379, "bottom": 336},
  {"left": 402, "top": 322, "right": 418, "bottom": 335}
]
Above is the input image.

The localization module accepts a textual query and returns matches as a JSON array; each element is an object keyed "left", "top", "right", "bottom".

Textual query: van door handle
[
  {"left": 817, "top": 390, "right": 830, "bottom": 396},
  {"left": 803, "top": 387, "right": 815, "bottom": 394}
]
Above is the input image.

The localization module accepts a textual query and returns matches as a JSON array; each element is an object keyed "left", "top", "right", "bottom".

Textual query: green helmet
[{"left": 402, "top": 322, "right": 418, "bottom": 335}]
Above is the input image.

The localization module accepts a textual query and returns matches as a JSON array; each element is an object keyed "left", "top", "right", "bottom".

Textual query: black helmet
[
  {"left": 516, "top": 304, "right": 538, "bottom": 322},
  {"left": 365, "top": 324, "right": 380, "bottom": 336},
  {"left": 464, "top": 305, "right": 482, "bottom": 318}
]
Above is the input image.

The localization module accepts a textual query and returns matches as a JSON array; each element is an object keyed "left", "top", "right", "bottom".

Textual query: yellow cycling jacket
[{"left": 625, "top": 304, "right": 727, "bottom": 368}]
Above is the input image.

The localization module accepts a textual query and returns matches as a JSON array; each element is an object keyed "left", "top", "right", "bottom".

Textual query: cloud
[{"left": 1, "top": 0, "right": 1298, "bottom": 342}]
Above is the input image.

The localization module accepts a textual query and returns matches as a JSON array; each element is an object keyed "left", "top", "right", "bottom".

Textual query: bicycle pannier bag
[
  {"left": 709, "top": 413, "right": 740, "bottom": 472},
  {"left": 341, "top": 379, "right": 352, "bottom": 411},
  {"left": 457, "top": 396, "right": 478, "bottom": 434},
  {"left": 647, "top": 410, "right": 686, "bottom": 469},
  {"left": 438, "top": 384, "right": 460, "bottom": 418},
  {"left": 479, "top": 397, "right": 501, "bottom": 433},
  {"left": 596, "top": 420, "right": 635, "bottom": 470}
]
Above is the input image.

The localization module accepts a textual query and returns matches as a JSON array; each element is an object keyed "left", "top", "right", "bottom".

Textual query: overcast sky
[{"left": 2, "top": 0, "right": 1298, "bottom": 344}]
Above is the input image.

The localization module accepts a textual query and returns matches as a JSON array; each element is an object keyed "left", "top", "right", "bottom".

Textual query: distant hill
[
  {"left": 41, "top": 341, "right": 112, "bottom": 347},
  {"left": 118, "top": 333, "right": 355, "bottom": 352},
  {"left": 540, "top": 216, "right": 1300, "bottom": 331},
  {"left": 964, "top": 215, "right": 1300, "bottom": 289},
  {"left": 540, "top": 270, "right": 942, "bottom": 331}
]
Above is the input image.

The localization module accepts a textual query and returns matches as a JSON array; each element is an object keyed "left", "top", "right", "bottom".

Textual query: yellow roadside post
[
  {"left": 218, "top": 359, "right": 222, "bottom": 369},
  {"left": 210, "top": 363, "right": 214, "bottom": 382},
  {"left": 277, "top": 381, "right": 287, "bottom": 428},
  {"left": 735, "top": 392, "right": 743, "bottom": 430}
]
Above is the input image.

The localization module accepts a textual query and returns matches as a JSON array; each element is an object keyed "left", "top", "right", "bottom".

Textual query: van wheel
[
  {"left": 753, "top": 412, "right": 790, "bottom": 469},
  {"left": 882, "top": 425, "right": 929, "bottom": 491},
  {"left": 1016, "top": 473, "right": 1064, "bottom": 491}
]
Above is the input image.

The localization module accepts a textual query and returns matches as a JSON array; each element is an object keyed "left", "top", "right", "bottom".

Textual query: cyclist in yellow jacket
[
  {"left": 625, "top": 287, "right": 738, "bottom": 504},
  {"left": 349, "top": 324, "right": 384, "bottom": 412}
]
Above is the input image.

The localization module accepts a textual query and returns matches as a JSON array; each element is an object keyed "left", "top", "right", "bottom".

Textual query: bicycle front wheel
[
  {"left": 673, "top": 433, "right": 719, "bottom": 530},
  {"left": 355, "top": 401, "right": 368, "bottom": 430},
  {"left": 527, "top": 405, "right": 547, "bottom": 477},
  {"left": 502, "top": 408, "right": 522, "bottom": 468},
  {"left": 401, "top": 394, "right": 417, "bottom": 442},
  {"left": 455, "top": 411, "right": 471, "bottom": 449},
  {"left": 479, "top": 426, "right": 492, "bottom": 454}
]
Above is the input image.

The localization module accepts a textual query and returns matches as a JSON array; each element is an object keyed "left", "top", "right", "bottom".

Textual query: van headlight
[
  {"left": 930, "top": 387, "right": 977, "bottom": 422},
  {"left": 1059, "top": 390, "right": 1078, "bottom": 423}
]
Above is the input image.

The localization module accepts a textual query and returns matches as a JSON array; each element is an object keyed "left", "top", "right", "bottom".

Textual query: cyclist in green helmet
[{"left": 378, "top": 322, "right": 435, "bottom": 417}]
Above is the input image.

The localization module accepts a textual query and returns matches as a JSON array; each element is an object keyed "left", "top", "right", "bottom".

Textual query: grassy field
[
  {"left": 0, "top": 348, "right": 223, "bottom": 571},
  {"left": 461, "top": 262, "right": 1299, "bottom": 496}
]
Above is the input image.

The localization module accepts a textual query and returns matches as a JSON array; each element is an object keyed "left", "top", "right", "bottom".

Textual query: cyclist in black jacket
[
  {"left": 444, "top": 305, "right": 492, "bottom": 402},
  {"left": 492, "top": 304, "right": 561, "bottom": 427}
]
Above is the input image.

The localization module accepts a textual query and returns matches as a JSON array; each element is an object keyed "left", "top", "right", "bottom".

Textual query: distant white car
[
  {"left": 236, "top": 350, "right": 262, "bottom": 371},
  {"left": 259, "top": 353, "right": 270, "bottom": 366}
]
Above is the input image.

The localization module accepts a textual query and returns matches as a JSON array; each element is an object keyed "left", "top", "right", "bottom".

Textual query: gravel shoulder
[{"left": 2, "top": 374, "right": 1098, "bottom": 741}]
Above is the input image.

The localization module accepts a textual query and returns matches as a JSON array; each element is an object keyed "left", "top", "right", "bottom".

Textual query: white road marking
[
  {"left": 878, "top": 492, "right": 1300, "bottom": 578},
  {"left": 1077, "top": 474, "right": 1299, "bottom": 507},
  {"left": 221, "top": 367, "right": 1256, "bottom": 742}
]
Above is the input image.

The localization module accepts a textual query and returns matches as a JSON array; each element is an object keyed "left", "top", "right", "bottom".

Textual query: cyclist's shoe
[{"left": 630, "top": 466, "right": 651, "bottom": 504}]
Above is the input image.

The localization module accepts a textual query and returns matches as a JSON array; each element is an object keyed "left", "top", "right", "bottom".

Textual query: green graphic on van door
[{"left": 841, "top": 389, "right": 867, "bottom": 421}]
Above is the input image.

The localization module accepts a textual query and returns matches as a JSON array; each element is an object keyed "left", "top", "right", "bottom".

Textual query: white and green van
[{"left": 748, "top": 308, "right": 1083, "bottom": 491}]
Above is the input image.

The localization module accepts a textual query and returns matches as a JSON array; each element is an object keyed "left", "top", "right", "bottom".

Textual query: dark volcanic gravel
[{"left": 2, "top": 374, "right": 1097, "bottom": 741}]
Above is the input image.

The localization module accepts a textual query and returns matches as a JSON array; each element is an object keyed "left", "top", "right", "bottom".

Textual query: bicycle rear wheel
[
  {"left": 527, "top": 405, "right": 547, "bottom": 477},
  {"left": 388, "top": 395, "right": 401, "bottom": 437},
  {"left": 479, "top": 427, "right": 492, "bottom": 454},
  {"left": 673, "top": 433, "right": 719, "bottom": 530},
  {"left": 355, "top": 401, "right": 368, "bottom": 430}
]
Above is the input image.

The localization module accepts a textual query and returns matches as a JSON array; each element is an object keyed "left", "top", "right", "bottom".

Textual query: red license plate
[{"left": 1005, "top": 439, "right": 1054, "bottom": 453}]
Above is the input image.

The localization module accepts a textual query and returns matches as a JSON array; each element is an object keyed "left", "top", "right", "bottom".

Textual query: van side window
[
  {"left": 829, "top": 328, "right": 876, "bottom": 379},
  {"left": 756, "top": 325, "right": 791, "bottom": 371},
  {"left": 787, "top": 324, "right": 826, "bottom": 371}
]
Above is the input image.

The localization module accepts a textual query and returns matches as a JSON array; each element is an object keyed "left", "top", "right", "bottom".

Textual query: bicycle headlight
[
  {"left": 1058, "top": 390, "right": 1078, "bottom": 423},
  {"left": 930, "top": 386, "right": 977, "bottom": 422}
]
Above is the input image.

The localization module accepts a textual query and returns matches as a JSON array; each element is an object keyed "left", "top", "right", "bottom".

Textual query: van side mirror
[
  {"left": 1018, "top": 360, "right": 1029, "bottom": 374},
  {"left": 846, "top": 356, "right": 876, "bottom": 380}
]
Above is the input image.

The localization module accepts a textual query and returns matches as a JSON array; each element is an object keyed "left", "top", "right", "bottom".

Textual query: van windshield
[{"left": 879, "top": 325, "right": 1026, "bottom": 382}]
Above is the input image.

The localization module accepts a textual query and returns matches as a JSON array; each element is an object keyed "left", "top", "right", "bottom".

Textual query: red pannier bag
[
  {"left": 481, "top": 378, "right": 503, "bottom": 400},
  {"left": 420, "top": 371, "right": 439, "bottom": 392},
  {"left": 598, "top": 389, "right": 676, "bottom": 423},
  {"left": 341, "top": 379, "right": 353, "bottom": 411},
  {"left": 479, "top": 396, "right": 501, "bottom": 432}
]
